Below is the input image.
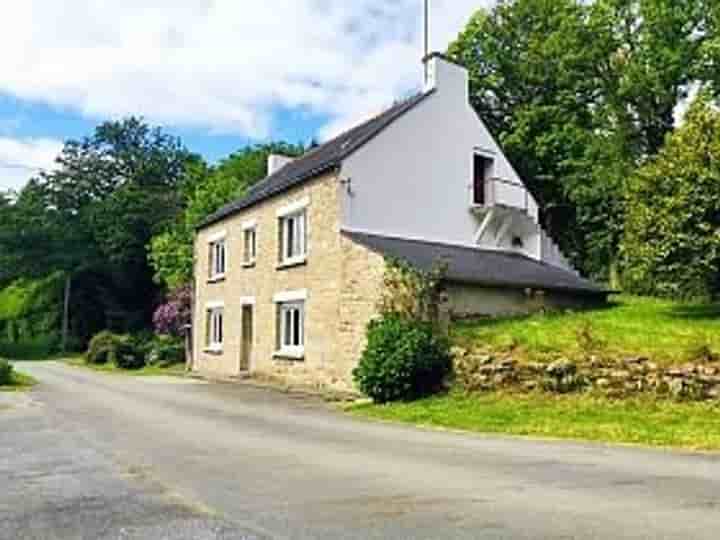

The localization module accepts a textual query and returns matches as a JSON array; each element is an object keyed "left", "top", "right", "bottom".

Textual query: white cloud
[
  {"left": 0, "top": 138, "right": 63, "bottom": 192},
  {"left": 0, "top": 0, "right": 491, "bottom": 142}
]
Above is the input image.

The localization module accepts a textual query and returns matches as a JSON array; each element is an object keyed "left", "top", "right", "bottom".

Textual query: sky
[{"left": 0, "top": 0, "right": 491, "bottom": 192}]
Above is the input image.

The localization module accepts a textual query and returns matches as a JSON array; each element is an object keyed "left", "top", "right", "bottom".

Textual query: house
[{"left": 192, "top": 53, "right": 607, "bottom": 390}]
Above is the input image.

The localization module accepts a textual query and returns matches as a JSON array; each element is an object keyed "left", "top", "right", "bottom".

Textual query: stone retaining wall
[{"left": 452, "top": 348, "right": 720, "bottom": 400}]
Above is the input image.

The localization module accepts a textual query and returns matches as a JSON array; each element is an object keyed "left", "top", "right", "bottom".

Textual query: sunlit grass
[
  {"left": 0, "top": 371, "right": 38, "bottom": 392},
  {"left": 65, "top": 357, "right": 186, "bottom": 377},
  {"left": 352, "top": 391, "right": 720, "bottom": 451},
  {"left": 452, "top": 295, "right": 720, "bottom": 364}
]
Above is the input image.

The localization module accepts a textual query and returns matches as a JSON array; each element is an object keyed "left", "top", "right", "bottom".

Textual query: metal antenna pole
[{"left": 424, "top": 0, "right": 429, "bottom": 84}]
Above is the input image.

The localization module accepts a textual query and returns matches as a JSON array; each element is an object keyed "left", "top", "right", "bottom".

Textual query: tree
[
  {"left": 149, "top": 142, "right": 305, "bottom": 290},
  {"left": 621, "top": 94, "right": 720, "bottom": 300},
  {"left": 448, "top": 0, "right": 715, "bottom": 281},
  {"left": 0, "top": 117, "right": 194, "bottom": 349}
]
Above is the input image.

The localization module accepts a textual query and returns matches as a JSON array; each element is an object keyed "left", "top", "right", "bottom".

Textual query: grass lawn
[
  {"left": 452, "top": 295, "right": 720, "bottom": 365},
  {"left": 0, "top": 371, "right": 38, "bottom": 392},
  {"left": 65, "top": 357, "right": 187, "bottom": 377},
  {"left": 352, "top": 391, "right": 720, "bottom": 451}
]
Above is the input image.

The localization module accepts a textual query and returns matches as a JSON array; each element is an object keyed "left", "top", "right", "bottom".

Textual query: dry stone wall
[{"left": 452, "top": 347, "right": 720, "bottom": 400}]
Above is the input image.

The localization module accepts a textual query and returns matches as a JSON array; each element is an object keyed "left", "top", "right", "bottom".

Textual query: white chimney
[
  {"left": 267, "top": 154, "right": 295, "bottom": 176},
  {"left": 423, "top": 52, "right": 469, "bottom": 104}
]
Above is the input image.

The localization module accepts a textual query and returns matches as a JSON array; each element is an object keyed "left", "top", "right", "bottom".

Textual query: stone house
[{"left": 192, "top": 53, "right": 607, "bottom": 390}]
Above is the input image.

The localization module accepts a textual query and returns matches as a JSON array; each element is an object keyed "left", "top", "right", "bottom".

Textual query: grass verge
[
  {"left": 351, "top": 391, "right": 720, "bottom": 451},
  {"left": 0, "top": 371, "right": 38, "bottom": 392},
  {"left": 65, "top": 357, "right": 187, "bottom": 377},
  {"left": 452, "top": 295, "right": 720, "bottom": 365}
]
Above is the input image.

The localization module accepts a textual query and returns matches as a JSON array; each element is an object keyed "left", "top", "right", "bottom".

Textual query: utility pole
[{"left": 424, "top": 0, "right": 430, "bottom": 84}]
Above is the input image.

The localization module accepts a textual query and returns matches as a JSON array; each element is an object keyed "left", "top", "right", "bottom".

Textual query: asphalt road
[{"left": 3, "top": 362, "right": 720, "bottom": 539}]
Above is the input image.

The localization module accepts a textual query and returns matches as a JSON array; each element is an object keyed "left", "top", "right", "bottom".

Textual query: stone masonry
[{"left": 193, "top": 171, "right": 386, "bottom": 392}]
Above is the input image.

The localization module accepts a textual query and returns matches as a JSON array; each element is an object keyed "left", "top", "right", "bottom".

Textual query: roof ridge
[{"left": 198, "top": 90, "right": 435, "bottom": 230}]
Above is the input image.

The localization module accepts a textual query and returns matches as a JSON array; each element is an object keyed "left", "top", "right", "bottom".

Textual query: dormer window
[{"left": 473, "top": 154, "right": 494, "bottom": 205}]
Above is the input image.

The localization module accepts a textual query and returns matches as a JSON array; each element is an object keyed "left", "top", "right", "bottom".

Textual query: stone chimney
[{"left": 267, "top": 154, "right": 295, "bottom": 176}]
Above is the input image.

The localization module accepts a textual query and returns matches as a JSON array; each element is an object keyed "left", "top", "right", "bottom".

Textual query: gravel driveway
[{"left": 3, "top": 361, "right": 720, "bottom": 539}]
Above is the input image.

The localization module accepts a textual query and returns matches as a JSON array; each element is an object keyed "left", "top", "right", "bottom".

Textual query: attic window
[
  {"left": 473, "top": 154, "right": 494, "bottom": 205},
  {"left": 512, "top": 236, "right": 524, "bottom": 248}
]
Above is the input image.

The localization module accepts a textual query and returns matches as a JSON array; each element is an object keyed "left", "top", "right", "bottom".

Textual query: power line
[{"left": 0, "top": 160, "right": 45, "bottom": 172}]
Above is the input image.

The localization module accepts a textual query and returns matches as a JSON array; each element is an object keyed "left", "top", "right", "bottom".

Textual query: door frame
[{"left": 239, "top": 297, "right": 256, "bottom": 373}]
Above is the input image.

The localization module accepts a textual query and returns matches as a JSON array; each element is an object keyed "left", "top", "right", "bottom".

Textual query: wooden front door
[{"left": 240, "top": 305, "right": 253, "bottom": 372}]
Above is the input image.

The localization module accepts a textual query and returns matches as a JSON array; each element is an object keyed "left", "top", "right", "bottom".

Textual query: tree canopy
[
  {"left": 149, "top": 142, "right": 305, "bottom": 290},
  {"left": 0, "top": 117, "right": 197, "bottom": 345},
  {"left": 622, "top": 95, "right": 720, "bottom": 300},
  {"left": 448, "top": 0, "right": 718, "bottom": 282}
]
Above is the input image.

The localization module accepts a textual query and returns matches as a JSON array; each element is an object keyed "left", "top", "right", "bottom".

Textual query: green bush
[
  {"left": 112, "top": 340, "right": 145, "bottom": 370},
  {"left": 0, "top": 335, "right": 59, "bottom": 360},
  {"left": 0, "top": 359, "right": 13, "bottom": 385},
  {"left": 86, "top": 331, "right": 122, "bottom": 365},
  {"left": 86, "top": 331, "right": 145, "bottom": 369},
  {"left": 146, "top": 335, "right": 185, "bottom": 367},
  {"left": 353, "top": 314, "right": 452, "bottom": 403}
]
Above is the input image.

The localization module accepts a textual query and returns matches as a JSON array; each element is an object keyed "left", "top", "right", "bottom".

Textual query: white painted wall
[{"left": 340, "top": 55, "right": 542, "bottom": 253}]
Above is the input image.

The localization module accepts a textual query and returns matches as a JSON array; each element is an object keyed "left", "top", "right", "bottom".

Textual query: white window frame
[
  {"left": 209, "top": 235, "right": 227, "bottom": 280},
  {"left": 273, "top": 290, "right": 307, "bottom": 359},
  {"left": 242, "top": 227, "right": 257, "bottom": 266},
  {"left": 277, "top": 301, "right": 305, "bottom": 358},
  {"left": 471, "top": 150, "right": 495, "bottom": 207},
  {"left": 206, "top": 305, "right": 224, "bottom": 352},
  {"left": 277, "top": 197, "right": 309, "bottom": 266}
]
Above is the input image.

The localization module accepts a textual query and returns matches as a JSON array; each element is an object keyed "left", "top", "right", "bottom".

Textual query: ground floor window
[
  {"left": 277, "top": 301, "right": 304, "bottom": 358},
  {"left": 206, "top": 307, "right": 224, "bottom": 351}
]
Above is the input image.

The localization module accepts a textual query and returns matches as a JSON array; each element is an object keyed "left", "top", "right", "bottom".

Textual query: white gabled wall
[{"left": 340, "top": 55, "right": 542, "bottom": 254}]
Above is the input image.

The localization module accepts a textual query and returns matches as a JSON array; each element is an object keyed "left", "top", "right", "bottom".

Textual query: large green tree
[
  {"left": 448, "top": 0, "right": 715, "bottom": 282},
  {"left": 0, "top": 118, "right": 194, "bottom": 348},
  {"left": 149, "top": 142, "right": 305, "bottom": 290},
  {"left": 622, "top": 95, "right": 720, "bottom": 300}
]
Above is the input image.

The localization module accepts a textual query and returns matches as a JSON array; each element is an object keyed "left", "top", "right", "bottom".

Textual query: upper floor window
[
  {"left": 279, "top": 210, "right": 307, "bottom": 264},
  {"left": 209, "top": 238, "right": 226, "bottom": 279},
  {"left": 243, "top": 226, "right": 257, "bottom": 266},
  {"left": 473, "top": 154, "right": 494, "bottom": 205}
]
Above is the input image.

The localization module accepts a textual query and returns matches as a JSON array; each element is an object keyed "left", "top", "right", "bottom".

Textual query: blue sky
[{"left": 0, "top": 1, "right": 489, "bottom": 191}]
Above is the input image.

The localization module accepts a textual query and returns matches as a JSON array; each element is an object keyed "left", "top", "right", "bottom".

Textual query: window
[
  {"left": 243, "top": 227, "right": 257, "bottom": 265},
  {"left": 279, "top": 210, "right": 307, "bottom": 264},
  {"left": 473, "top": 154, "right": 494, "bottom": 205},
  {"left": 209, "top": 239, "right": 226, "bottom": 279},
  {"left": 206, "top": 307, "right": 224, "bottom": 351},
  {"left": 277, "top": 301, "right": 304, "bottom": 358}
]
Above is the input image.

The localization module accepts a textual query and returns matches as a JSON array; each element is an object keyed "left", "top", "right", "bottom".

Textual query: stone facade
[
  {"left": 193, "top": 172, "right": 385, "bottom": 391},
  {"left": 193, "top": 170, "right": 601, "bottom": 393}
]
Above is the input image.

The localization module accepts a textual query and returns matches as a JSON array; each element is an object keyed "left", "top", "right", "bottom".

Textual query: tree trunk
[
  {"left": 608, "top": 258, "right": 621, "bottom": 291},
  {"left": 61, "top": 274, "right": 72, "bottom": 354}
]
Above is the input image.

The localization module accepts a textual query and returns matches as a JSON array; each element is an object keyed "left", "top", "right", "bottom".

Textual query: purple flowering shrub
[{"left": 153, "top": 285, "right": 192, "bottom": 337}]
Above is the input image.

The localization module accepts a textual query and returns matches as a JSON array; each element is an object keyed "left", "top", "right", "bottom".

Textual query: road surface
[{"left": 2, "top": 361, "right": 720, "bottom": 539}]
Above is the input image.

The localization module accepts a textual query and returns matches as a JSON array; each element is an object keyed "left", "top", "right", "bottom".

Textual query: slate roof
[
  {"left": 343, "top": 231, "right": 607, "bottom": 295},
  {"left": 199, "top": 90, "right": 435, "bottom": 229}
]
